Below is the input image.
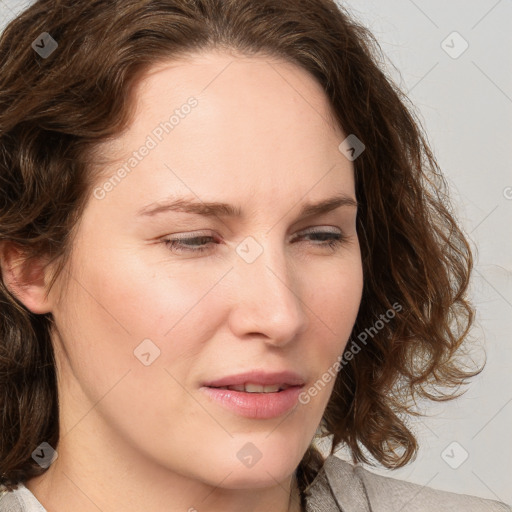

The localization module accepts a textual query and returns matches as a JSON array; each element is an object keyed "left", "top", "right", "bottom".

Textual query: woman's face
[{"left": 47, "top": 50, "right": 363, "bottom": 489}]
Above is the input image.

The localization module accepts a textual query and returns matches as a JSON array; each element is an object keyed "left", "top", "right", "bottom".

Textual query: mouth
[
  {"left": 207, "top": 383, "right": 295, "bottom": 393},
  {"left": 201, "top": 369, "right": 306, "bottom": 390},
  {"left": 200, "top": 384, "right": 304, "bottom": 419},
  {"left": 199, "top": 370, "right": 306, "bottom": 418}
]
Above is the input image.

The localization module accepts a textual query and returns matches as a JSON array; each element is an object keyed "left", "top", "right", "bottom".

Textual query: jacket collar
[{"left": 304, "top": 455, "right": 372, "bottom": 512}]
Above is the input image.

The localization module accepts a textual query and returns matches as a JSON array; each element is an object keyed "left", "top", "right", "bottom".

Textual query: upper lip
[{"left": 202, "top": 370, "right": 306, "bottom": 388}]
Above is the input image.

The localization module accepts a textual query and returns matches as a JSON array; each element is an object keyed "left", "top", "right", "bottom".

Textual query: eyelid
[
  {"left": 161, "top": 227, "right": 348, "bottom": 250},
  {"left": 161, "top": 224, "right": 351, "bottom": 257},
  {"left": 169, "top": 225, "right": 344, "bottom": 239},
  {"left": 295, "top": 225, "right": 342, "bottom": 234}
]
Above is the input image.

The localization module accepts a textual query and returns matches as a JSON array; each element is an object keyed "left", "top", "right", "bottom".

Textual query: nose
[{"left": 226, "top": 237, "right": 310, "bottom": 347}]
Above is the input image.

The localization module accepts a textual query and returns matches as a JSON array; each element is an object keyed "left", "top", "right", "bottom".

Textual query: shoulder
[
  {"left": 0, "top": 483, "right": 46, "bottom": 512},
  {"left": 319, "top": 455, "right": 512, "bottom": 512}
]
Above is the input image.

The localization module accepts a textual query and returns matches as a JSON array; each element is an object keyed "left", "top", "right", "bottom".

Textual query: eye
[
  {"left": 162, "top": 234, "right": 217, "bottom": 254},
  {"left": 162, "top": 228, "right": 348, "bottom": 254},
  {"left": 296, "top": 228, "right": 348, "bottom": 251}
]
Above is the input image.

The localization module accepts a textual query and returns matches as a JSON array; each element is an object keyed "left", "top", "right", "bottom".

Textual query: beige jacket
[{"left": 304, "top": 455, "right": 512, "bottom": 511}]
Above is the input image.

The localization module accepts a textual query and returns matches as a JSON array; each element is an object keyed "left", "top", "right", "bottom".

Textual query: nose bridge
[{"left": 229, "top": 231, "right": 308, "bottom": 342}]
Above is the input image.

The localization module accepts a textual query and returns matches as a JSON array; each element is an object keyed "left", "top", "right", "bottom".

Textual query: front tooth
[
  {"left": 227, "top": 384, "right": 246, "bottom": 392},
  {"left": 245, "top": 383, "right": 280, "bottom": 393}
]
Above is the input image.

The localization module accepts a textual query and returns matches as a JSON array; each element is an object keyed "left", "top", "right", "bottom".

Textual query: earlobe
[{"left": 0, "top": 241, "right": 54, "bottom": 315}]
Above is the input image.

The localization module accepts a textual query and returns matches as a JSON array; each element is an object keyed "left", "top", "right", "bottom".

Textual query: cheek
[
  {"left": 87, "top": 249, "right": 222, "bottom": 338},
  {"left": 305, "top": 250, "right": 363, "bottom": 335},
  {"left": 298, "top": 255, "right": 363, "bottom": 407},
  {"left": 54, "top": 249, "right": 223, "bottom": 401},
  {"left": 52, "top": 251, "right": 222, "bottom": 447}
]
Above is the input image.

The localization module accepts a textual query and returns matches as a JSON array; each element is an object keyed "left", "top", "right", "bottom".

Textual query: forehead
[
  {"left": 88, "top": 50, "right": 354, "bottom": 218},
  {"left": 98, "top": 49, "right": 344, "bottom": 158}
]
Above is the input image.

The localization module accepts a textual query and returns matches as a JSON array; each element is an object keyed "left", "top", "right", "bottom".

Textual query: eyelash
[{"left": 162, "top": 230, "right": 347, "bottom": 254}]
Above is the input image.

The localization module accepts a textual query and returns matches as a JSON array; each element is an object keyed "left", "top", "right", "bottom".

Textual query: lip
[
  {"left": 201, "top": 370, "right": 306, "bottom": 388},
  {"left": 199, "top": 385, "right": 304, "bottom": 419}
]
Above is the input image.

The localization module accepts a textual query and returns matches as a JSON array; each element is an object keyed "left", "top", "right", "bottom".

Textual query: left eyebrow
[{"left": 136, "top": 193, "right": 358, "bottom": 219}]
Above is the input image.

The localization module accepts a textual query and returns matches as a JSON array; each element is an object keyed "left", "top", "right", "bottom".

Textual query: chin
[{"left": 205, "top": 440, "right": 303, "bottom": 490}]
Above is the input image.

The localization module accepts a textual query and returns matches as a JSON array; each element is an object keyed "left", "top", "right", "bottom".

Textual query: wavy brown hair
[{"left": 0, "top": 0, "right": 484, "bottom": 501}]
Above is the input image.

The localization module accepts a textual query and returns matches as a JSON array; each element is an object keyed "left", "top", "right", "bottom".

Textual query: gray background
[{"left": 1, "top": 0, "right": 511, "bottom": 505}]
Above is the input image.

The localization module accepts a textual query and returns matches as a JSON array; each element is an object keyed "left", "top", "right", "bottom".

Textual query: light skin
[{"left": 1, "top": 50, "right": 363, "bottom": 512}]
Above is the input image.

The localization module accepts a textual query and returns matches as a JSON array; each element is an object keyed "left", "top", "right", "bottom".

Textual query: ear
[{"left": 0, "top": 241, "right": 56, "bottom": 314}]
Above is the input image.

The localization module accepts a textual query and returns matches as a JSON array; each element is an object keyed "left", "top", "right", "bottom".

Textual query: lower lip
[{"left": 199, "top": 385, "right": 304, "bottom": 419}]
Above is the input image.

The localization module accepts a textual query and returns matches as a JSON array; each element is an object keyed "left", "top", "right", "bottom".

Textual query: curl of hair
[{"left": 0, "top": 0, "right": 484, "bottom": 496}]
